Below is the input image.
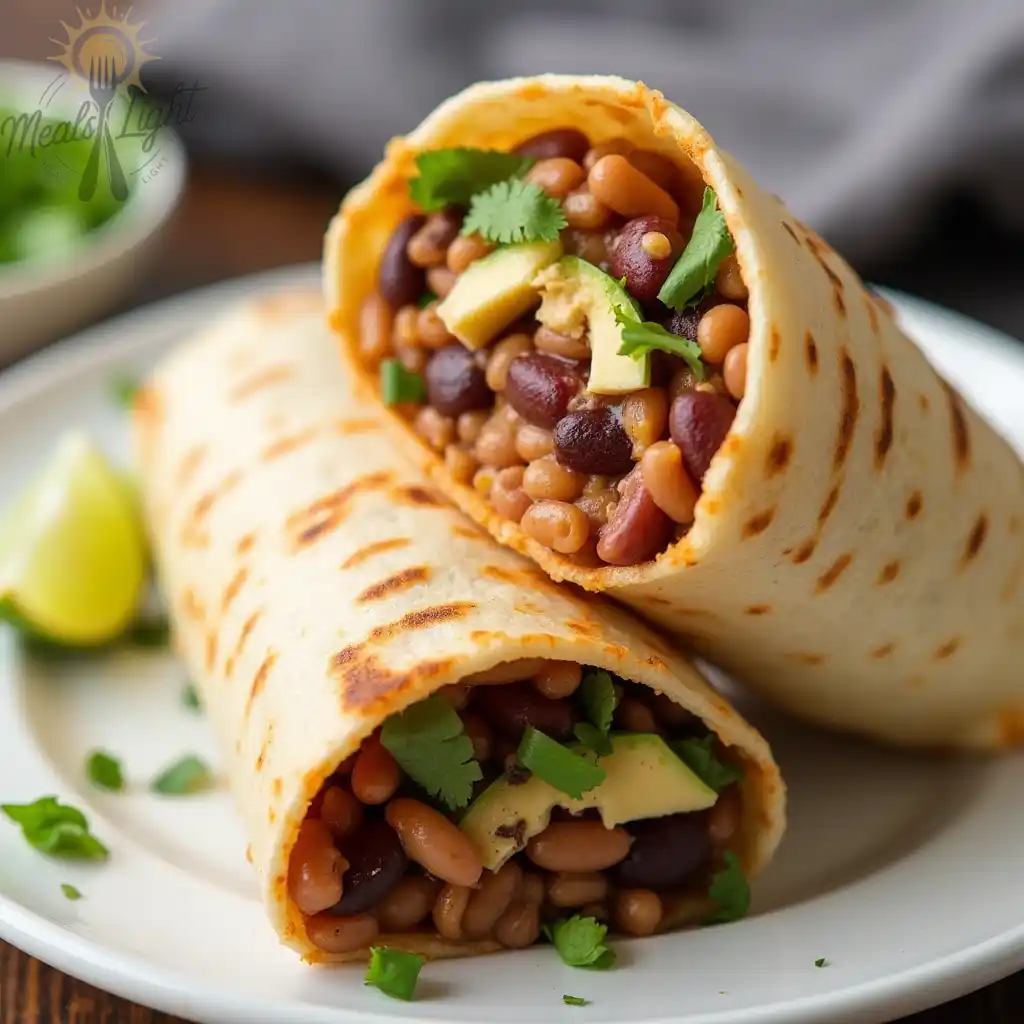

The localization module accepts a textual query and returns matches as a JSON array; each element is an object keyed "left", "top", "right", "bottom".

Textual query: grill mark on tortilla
[
  {"left": 483, "top": 565, "right": 525, "bottom": 585},
  {"left": 791, "top": 539, "right": 817, "bottom": 564},
  {"left": 768, "top": 328, "right": 781, "bottom": 362},
  {"left": 204, "top": 630, "right": 218, "bottom": 672},
  {"left": 865, "top": 292, "right": 880, "bottom": 334},
  {"left": 744, "top": 604, "right": 771, "bottom": 616},
  {"left": 245, "top": 651, "right": 278, "bottom": 718},
  {"left": 871, "top": 641, "right": 897, "bottom": 660},
  {"left": 368, "top": 602, "right": 476, "bottom": 643},
  {"left": 272, "top": 777, "right": 283, "bottom": 798},
  {"left": 335, "top": 417, "right": 380, "bottom": 435},
  {"left": 236, "top": 532, "right": 257, "bottom": 556},
  {"left": 220, "top": 565, "right": 250, "bottom": 616},
  {"left": 341, "top": 537, "right": 410, "bottom": 570},
  {"left": 875, "top": 366, "right": 896, "bottom": 470},
  {"left": 175, "top": 443, "right": 206, "bottom": 489},
  {"left": 834, "top": 349, "right": 859, "bottom": 470},
  {"left": 788, "top": 652, "right": 825, "bottom": 666},
  {"left": 229, "top": 363, "right": 295, "bottom": 402},
  {"left": 877, "top": 560, "right": 901, "bottom": 585},
  {"left": 357, "top": 566, "right": 431, "bottom": 602},
  {"left": 815, "top": 553, "right": 853, "bottom": 593},
  {"left": 804, "top": 332, "right": 819, "bottom": 375},
  {"left": 567, "top": 618, "right": 602, "bottom": 638},
  {"left": 962, "top": 513, "right": 989, "bottom": 566},
  {"left": 261, "top": 425, "right": 319, "bottom": 462},
  {"left": 918, "top": 394, "right": 930, "bottom": 413},
  {"left": 331, "top": 651, "right": 455, "bottom": 712},
  {"left": 393, "top": 484, "right": 442, "bottom": 507},
  {"left": 818, "top": 483, "right": 841, "bottom": 527},
  {"left": 182, "top": 469, "right": 243, "bottom": 547},
  {"left": 225, "top": 608, "right": 263, "bottom": 678},
  {"left": 765, "top": 435, "right": 793, "bottom": 477},
  {"left": 941, "top": 381, "right": 971, "bottom": 470},
  {"left": 934, "top": 637, "right": 963, "bottom": 661},
  {"left": 782, "top": 222, "right": 801, "bottom": 245},
  {"left": 453, "top": 524, "right": 487, "bottom": 540},
  {"left": 742, "top": 507, "right": 776, "bottom": 539},
  {"left": 180, "top": 587, "right": 205, "bottom": 622},
  {"left": 286, "top": 471, "right": 392, "bottom": 550},
  {"left": 905, "top": 491, "right": 923, "bottom": 520}
]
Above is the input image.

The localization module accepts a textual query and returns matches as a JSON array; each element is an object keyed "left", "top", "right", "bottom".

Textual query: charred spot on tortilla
[
  {"left": 393, "top": 484, "right": 443, "bottom": 507},
  {"left": 789, "top": 652, "right": 825, "bottom": 666},
  {"left": 229, "top": 363, "right": 295, "bottom": 403},
  {"left": 815, "top": 553, "right": 853, "bottom": 593},
  {"left": 941, "top": 381, "right": 971, "bottom": 470},
  {"left": 905, "top": 490, "right": 924, "bottom": 521},
  {"left": 357, "top": 566, "right": 432, "bottom": 602},
  {"left": 871, "top": 641, "right": 897, "bottom": 660},
  {"left": 817, "top": 484, "right": 841, "bottom": 528},
  {"left": 934, "top": 637, "right": 963, "bottom": 661},
  {"left": 768, "top": 328, "right": 781, "bottom": 363},
  {"left": 236, "top": 532, "right": 257, "bottom": 556},
  {"left": 226, "top": 608, "right": 263, "bottom": 678},
  {"left": 183, "top": 469, "right": 244, "bottom": 547},
  {"left": 781, "top": 221, "right": 801, "bottom": 245},
  {"left": 452, "top": 523, "right": 487, "bottom": 541},
  {"left": 272, "top": 777, "right": 283, "bottom": 798},
  {"left": 287, "top": 471, "right": 393, "bottom": 550},
  {"left": 261, "top": 426, "right": 320, "bottom": 462},
  {"left": 766, "top": 435, "right": 793, "bottom": 477},
  {"left": 962, "top": 513, "right": 989, "bottom": 565},
  {"left": 877, "top": 560, "right": 901, "bottom": 586},
  {"left": 567, "top": 619, "right": 602, "bottom": 639},
  {"left": 791, "top": 539, "right": 817, "bottom": 564},
  {"left": 864, "top": 291, "right": 880, "bottom": 335},
  {"left": 335, "top": 652, "right": 454, "bottom": 712},
  {"left": 744, "top": 604, "right": 771, "bottom": 616},
  {"left": 368, "top": 602, "right": 477, "bottom": 644},
  {"left": 175, "top": 443, "right": 207, "bottom": 489},
  {"left": 255, "top": 748, "right": 266, "bottom": 771},
  {"left": 335, "top": 417, "right": 380, "bottom": 435},
  {"left": 204, "top": 630, "right": 218, "bottom": 672},
  {"left": 245, "top": 651, "right": 278, "bottom": 718},
  {"left": 918, "top": 393, "right": 930, "bottom": 413},
  {"left": 875, "top": 367, "right": 896, "bottom": 470},
  {"left": 804, "top": 331, "right": 819, "bottom": 375},
  {"left": 220, "top": 565, "right": 250, "bottom": 616},
  {"left": 341, "top": 537, "right": 411, "bottom": 570},
  {"left": 742, "top": 508, "right": 776, "bottom": 539},
  {"left": 834, "top": 350, "right": 859, "bottom": 470},
  {"left": 179, "top": 587, "right": 205, "bottom": 622},
  {"left": 644, "top": 654, "right": 668, "bottom": 670}
]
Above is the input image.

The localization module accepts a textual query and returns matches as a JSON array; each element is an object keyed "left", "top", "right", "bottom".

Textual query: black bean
[
  {"left": 425, "top": 344, "right": 493, "bottom": 417},
  {"left": 475, "top": 685, "right": 575, "bottom": 741},
  {"left": 669, "top": 392, "right": 737, "bottom": 483},
  {"left": 378, "top": 215, "right": 426, "bottom": 308},
  {"left": 611, "top": 216, "right": 686, "bottom": 302},
  {"left": 331, "top": 820, "right": 408, "bottom": 915},
  {"left": 554, "top": 407, "right": 633, "bottom": 475},
  {"left": 504, "top": 353, "right": 584, "bottom": 429},
  {"left": 513, "top": 128, "right": 590, "bottom": 163},
  {"left": 615, "top": 812, "right": 712, "bottom": 890}
]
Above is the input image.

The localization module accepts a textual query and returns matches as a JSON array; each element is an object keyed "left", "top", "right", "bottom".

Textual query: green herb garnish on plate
[
  {"left": 1, "top": 796, "right": 108, "bottom": 860},
  {"left": 181, "top": 682, "right": 202, "bottom": 711},
  {"left": 364, "top": 947, "right": 425, "bottom": 1001},
  {"left": 544, "top": 915, "right": 616, "bottom": 970},
  {"left": 86, "top": 750, "right": 125, "bottom": 792},
  {"left": 151, "top": 755, "right": 212, "bottom": 796},
  {"left": 61, "top": 883, "right": 83, "bottom": 900},
  {"left": 563, "top": 995, "right": 590, "bottom": 1006}
]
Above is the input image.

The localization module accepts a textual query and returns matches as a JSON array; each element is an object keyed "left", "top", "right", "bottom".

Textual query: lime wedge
[{"left": 0, "top": 431, "right": 148, "bottom": 646}]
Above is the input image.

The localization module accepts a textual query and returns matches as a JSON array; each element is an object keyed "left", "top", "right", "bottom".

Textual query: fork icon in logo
[{"left": 79, "top": 55, "right": 129, "bottom": 202}]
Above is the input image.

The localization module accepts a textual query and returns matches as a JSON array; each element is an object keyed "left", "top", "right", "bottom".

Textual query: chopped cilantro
[
  {"left": 573, "top": 722, "right": 612, "bottom": 757},
  {"left": 109, "top": 374, "right": 138, "bottom": 408},
  {"left": 364, "top": 946, "right": 425, "bottom": 1001},
  {"left": 579, "top": 670, "right": 618, "bottom": 734},
  {"left": 182, "top": 682, "right": 202, "bottom": 711},
  {"left": 563, "top": 995, "right": 589, "bottom": 1006},
  {"left": 544, "top": 915, "right": 616, "bottom": 970},
  {"left": 517, "top": 727, "right": 605, "bottom": 800},
  {"left": 61, "top": 883, "right": 82, "bottom": 900},
  {"left": 658, "top": 187, "right": 734, "bottom": 311},
  {"left": 704, "top": 851, "right": 750, "bottom": 924},
  {"left": 462, "top": 179, "right": 567, "bottom": 245},
  {"left": 615, "top": 309, "right": 706, "bottom": 379},
  {"left": 1, "top": 796, "right": 108, "bottom": 860},
  {"left": 128, "top": 615, "right": 171, "bottom": 648},
  {"left": 815, "top": 957, "right": 829, "bottom": 968},
  {"left": 380, "top": 695, "right": 482, "bottom": 811},
  {"left": 380, "top": 358, "right": 427, "bottom": 406},
  {"left": 409, "top": 148, "right": 534, "bottom": 211},
  {"left": 670, "top": 735, "right": 743, "bottom": 792},
  {"left": 150, "top": 755, "right": 212, "bottom": 796},
  {"left": 86, "top": 750, "right": 124, "bottom": 792},
  {"left": 416, "top": 289, "right": 439, "bottom": 309}
]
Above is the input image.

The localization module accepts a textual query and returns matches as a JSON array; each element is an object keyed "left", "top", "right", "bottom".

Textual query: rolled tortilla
[
  {"left": 132, "top": 289, "right": 784, "bottom": 964},
  {"left": 324, "top": 74, "right": 1024, "bottom": 751}
]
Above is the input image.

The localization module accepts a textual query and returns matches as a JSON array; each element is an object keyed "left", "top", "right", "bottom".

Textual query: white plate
[{"left": 0, "top": 265, "right": 1022, "bottom": 1024}]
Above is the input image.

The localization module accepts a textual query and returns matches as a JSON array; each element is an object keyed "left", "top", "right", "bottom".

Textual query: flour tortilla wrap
[
  {"left": 324, "top": 74, "right": 1024, "bottom": 751},
  {"left": 132, "top": 289, "right": 784, "bottom": 964}
]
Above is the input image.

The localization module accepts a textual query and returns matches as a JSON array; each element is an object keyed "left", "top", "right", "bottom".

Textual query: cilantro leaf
[
  {"left": 815, "top": 957, "right": 829, "bottom": 968},
  {"left": 151, "top": 755, "right": 213, "bottom": 796},
  {"left": 182, "top": 682, "right": 202, "bottom": 711},
  {"left": 410, "top": 148, "right": 534, "bottom": 211},
  {"left": 615, "top": 309, "right": 706, "bottom": 379},
  {"left": 380, "top": 695, "right": 482, "bottom": 811},
  {"left": 109, "top": 374, "right": 138, "bottom": 408},
  {"left": 462, "top": 179, "right": 567, "bottom": 245},
  {"left": 579, "top": 670, "right": 618, "bottom": 734},
  {"left": 61, "top": 883, "right": 83, "bottom": 900},
  {"left": 1, "top": 796, "right": 109, "bottom": 860},
  {"left": 658, "top": 187, "right": 734, "bottom": 311},
  {"left": 364, "top": 946, "right": 425, "bottom": 1001},
  {"left": 704, "top": 851, "right": 750, "bottom": 924},
  {"left": 670, "top": 735, "right": 743, "bottom": 792},
  {"left": 86, "top": 750, "right": 125, "bottom": 792},
  {"left": 573, "top": 722, "right": 612, "bottom": 757},
  {"left": 380, "top": 358, "right": 427, "bottom": 406},
  {"left": 416, "top": 289, "right": 438, "bottom": 309},
  {"left": 563, "top": 995, "right": 589, "bottom": 1006},
  {"left": 517, "top": 727, "right": 606, "bottom": 800},
  {"left": 545, "top": 915, "right": 617, "bottom": 970}
]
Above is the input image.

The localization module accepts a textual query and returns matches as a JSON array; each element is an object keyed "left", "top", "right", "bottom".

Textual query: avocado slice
[
  {"left": 437, "top": 240, "right": 563, "bottom": 350},
  {"left": 534, "top": 255, "right": 649, "bottom": 396},
  {"left": 460, "top": 733, "right": 718, "bottom": 872}
]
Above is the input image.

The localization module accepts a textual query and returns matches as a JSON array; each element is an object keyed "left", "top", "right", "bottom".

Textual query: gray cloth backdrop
[{"left": 146, "top": 0, "right": 1024, "bottom": 336}]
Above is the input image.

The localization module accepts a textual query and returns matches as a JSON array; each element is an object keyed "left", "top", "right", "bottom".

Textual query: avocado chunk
[
  {"left": 533, "top": 255, "right": 649, "bottom": 396},
  {"left": 437, "top": 240, "right": 563, "bottom": 350},
  {"left": 460, "top": 733, "right": 718, "bottom": 872}
]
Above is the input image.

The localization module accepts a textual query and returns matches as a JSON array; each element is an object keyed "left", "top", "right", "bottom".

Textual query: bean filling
[
  {"left": 290, "top": 660, "right": 745, "bottom": 953},
  {"left": 364, "top": 128, "right": 750, "bottom": 567}
]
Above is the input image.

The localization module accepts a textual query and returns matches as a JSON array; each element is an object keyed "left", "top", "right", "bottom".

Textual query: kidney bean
[
  {"left": 554, "top": 408, "right": 633, "bottom": 475},
  {"left": 425, "top": 344, "right": 493, "bottom": 417},
  {"left": 474, "top": 684, "right": 575, "bottom": 740},
  {"left": 331, "top": 819, "right": 407, "bottom": 915},
  {"left": 514, "top": 128, "right": 590, "bottom": 163},
  {"left": 504, "top": 353, "right": 583, "bottom": 429},
  {"left": 596, "top": 468, "right": 674, "bottom": 565},
  {"left": 378, "top": 215, "right": 426, "bottom": 308},
  {"left": 611, "top": 216, "right": 686, "bottom": 301},
  {"left": 670, "top": 391, "right": 737, "bottom": 483},
  {"left": 615, "top": 812, "right": 712, "bottom": 890}
]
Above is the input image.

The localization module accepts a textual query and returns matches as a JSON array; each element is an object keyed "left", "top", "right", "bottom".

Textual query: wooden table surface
[{"left": 0, "top": 165, "right": 1020, "bottom": 1024}]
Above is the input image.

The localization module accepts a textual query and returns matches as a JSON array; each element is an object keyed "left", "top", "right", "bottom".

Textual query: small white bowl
[{"left": 0, "top": 60, "right": 187, "bottom": 363}]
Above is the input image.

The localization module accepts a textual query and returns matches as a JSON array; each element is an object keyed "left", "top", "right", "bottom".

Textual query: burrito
[
  {"left": 132, "top": 290, "right": 784, "bottom": 964},
  {"left": 324, "top": 74, "right": 1024, "bottom": 751}
]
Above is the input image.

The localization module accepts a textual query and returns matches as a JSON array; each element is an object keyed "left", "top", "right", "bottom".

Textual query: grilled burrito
[
  {"left": 132, "top": 290, "right": 785, "bottom": 963},
  {"left": 324, "top": 74, "right": 1024, "bottom": 751}
]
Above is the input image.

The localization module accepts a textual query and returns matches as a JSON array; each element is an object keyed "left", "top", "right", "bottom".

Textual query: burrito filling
[
  {"left": 289, "top": 660, "right": 746, "bottom": 954},
  {"left": 361, "top": 129, "right": 748, "bottom": 567}
]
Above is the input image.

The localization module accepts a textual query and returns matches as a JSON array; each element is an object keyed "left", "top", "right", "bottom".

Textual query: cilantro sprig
[
  {"left": 364, "top": 946, "right": 425, "bottom": 1001},
  {"left": 545, "top": 915, "right": 616, "bottom": 970},
  {"left": 704, "top": 851, "right": 750, "bottom": 924},
  {"left": 517, "top": 727, "right": 605, "bottom": 799},
  {"left": 86, "top": 750, "right": 125, "bottom": 792},
  {"left": 671, "top": 735, "right": 743, "bottom": 792},
  {"left": 1, "top": 796, "right": 109, "bottom": 860},
  {"left": 658, "top": 187, "right": 734, "bottom": 311},
  {"left": 563, "top": 995, "right": 590, "bottom": 1006},
  {"left": 410, "top": 148, "right": 534, "bottom": 211},
  {"left": 380, "top": 695, "right": 482, "bottom": 811},
  {"left": 462, "top": 179, "right": 567, "bottom": 245},
  {"left": 615, "top": 308, "right": 706, "bottom": 379},
  {"left": 573, "top": 670, "right": 618, "bottom": 756}
]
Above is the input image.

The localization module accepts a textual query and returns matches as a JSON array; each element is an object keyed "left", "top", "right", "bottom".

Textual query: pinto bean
[
  {"left": 306, "top": 911, "right": 379, "bottom": 953},
  {"left": 288, "top": 819, "right": 346, "bottom": 916},
  {"left": 526, "top": 821, "right": 631, "bottom": 872},
  {"left": 385, "top": 798, "right": 483, "bottom": 887}
]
